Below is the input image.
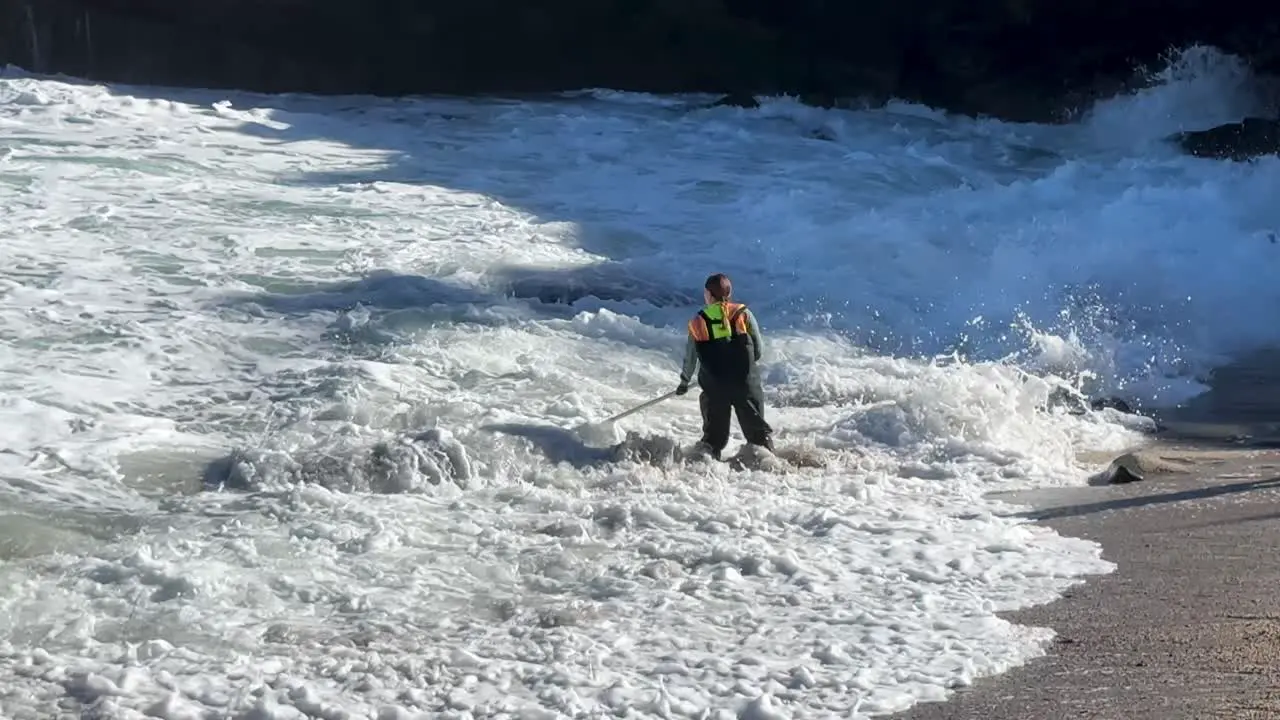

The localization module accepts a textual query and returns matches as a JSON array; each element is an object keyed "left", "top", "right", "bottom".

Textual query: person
[{"left": 676, "top": 273, "right": 774, "bottom": 459}]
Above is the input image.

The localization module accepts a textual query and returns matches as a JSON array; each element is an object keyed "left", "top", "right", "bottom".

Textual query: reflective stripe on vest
[{"left": 687, "top": 302, "right": 748, "bottom": 342}]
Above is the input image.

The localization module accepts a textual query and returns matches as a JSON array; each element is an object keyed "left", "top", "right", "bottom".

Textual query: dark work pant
[{"left": 698, "top": 380, "right": 773, "bottom": 455}]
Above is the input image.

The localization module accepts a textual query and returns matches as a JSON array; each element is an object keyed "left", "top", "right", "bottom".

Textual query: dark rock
[
  {"left": 1103, "top": 461, "right": 1145, "bottom": 485},
  {"left": 1090, "top": 397, "right": 1134, "bottom": 414},
  {"left": 1047, "top": 388, "right": 1136, "bottom": 417},
  {"left": 3, "top": 0, "right": 1280, "bottom": 121},
  {"left": 1046, "top": 386, "right": 1089, "bottom": 415},
  {"left": 1088, "top": 452, "right": 1147, "bottom": 485},
  {"left": 1172, "top": 117, "right": 1280, "bottom": 160}
]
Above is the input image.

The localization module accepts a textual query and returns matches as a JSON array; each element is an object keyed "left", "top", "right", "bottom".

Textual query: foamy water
[{"left": 1, "top": 46, "right": 1278, "bottom": 719}]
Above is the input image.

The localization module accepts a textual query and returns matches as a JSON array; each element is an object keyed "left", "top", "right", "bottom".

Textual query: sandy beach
[{"left": 893, "top": 351, "right": 1280, "bottom": 720}]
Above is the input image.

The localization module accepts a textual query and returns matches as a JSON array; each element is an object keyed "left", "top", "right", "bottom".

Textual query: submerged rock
[
  {"left": 3, "top": 0, "right": 1280, "bottom": 121},
  {"left": 1172, "top": 118, "right": 1280, "bottom": 161}
]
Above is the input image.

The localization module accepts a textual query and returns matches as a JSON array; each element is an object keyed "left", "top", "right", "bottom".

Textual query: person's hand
[{"left": 675, "top": 382, "right": 689, "bottom": 396}]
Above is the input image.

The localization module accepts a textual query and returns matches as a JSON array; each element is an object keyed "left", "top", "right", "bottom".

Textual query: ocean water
[{"left": 1, "top": 45, "right": 1278, "bottom": 719}]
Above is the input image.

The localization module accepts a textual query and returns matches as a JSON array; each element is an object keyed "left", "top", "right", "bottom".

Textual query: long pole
[{"left": 597, "top": 391, "right": 678, "bottom": 425}]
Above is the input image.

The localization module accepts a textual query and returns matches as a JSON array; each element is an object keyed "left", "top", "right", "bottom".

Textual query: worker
[{"left": 676, "top": 272, "right": 774, "bottom": 459}]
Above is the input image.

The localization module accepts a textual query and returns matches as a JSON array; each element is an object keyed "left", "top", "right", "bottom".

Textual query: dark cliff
[{"left": 2, "top": 0, "right": 1279, "bottom": 121}]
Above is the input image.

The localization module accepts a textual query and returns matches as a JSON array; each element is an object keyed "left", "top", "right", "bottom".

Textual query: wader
[{"left": 688, "top": 302, "right": 773, "bottom": 458}]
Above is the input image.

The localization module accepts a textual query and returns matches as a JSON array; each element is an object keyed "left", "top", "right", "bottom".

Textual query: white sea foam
[{"left": 0, "top": 46, "right": 1277, "bottom": 718}]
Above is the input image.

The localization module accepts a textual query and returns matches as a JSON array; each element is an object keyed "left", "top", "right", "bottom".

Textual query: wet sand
[{"left": 893, "top": 350, "right": 1280, "bottom": 720}]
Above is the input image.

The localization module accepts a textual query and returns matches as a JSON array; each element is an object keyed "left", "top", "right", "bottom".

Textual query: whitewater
[{"left": 1, "top": 46, "right": 1279, "bottom": 719}]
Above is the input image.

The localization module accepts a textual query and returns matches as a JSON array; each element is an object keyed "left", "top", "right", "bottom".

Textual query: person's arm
[
  {"left": 743, "top": 308, "right": 764, "bottom": 361},
  {"left": 679, "top": 333, "right": 699, "bottom": 386}
]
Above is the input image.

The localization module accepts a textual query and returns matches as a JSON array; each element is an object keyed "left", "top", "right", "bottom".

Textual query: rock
[
  {"left": 1099, "top": 458, "right": 1145, "bottom": 484},
  {"left": 1091, "top": 450, "right": 1194, "bottom": 485},
  {"left": 1173, "top": 118, "right": 1280, "bottom": 161},
  {"left": 1090, "top": 396, "right": 1133, "bottom": 414},
  {"left": 1046, "top": 388, "right": 1140, "bottom": 418},
  {"left": 3, "top": 0, "right": 1280, "bottom": 122}
]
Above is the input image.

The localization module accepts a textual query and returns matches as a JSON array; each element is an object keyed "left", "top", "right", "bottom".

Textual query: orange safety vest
[
  {"left": 688, "top": 301, "right": 754, "bottom": 383},
  {"left": 687, "top": 301, "right": 749, "bottom": 341}
]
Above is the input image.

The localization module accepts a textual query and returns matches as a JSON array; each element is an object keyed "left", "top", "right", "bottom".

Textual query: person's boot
[{"left": 692, "top": 440, "right": 721, "bottom": 461}]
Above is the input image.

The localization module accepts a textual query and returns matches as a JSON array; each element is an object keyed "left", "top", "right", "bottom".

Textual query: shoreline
[
  {"left": 4, "top": 3, "right": 1279, "bottom": 125},
  {"left": 892, "top": 351, "right": 1280, "bottom": 720}
]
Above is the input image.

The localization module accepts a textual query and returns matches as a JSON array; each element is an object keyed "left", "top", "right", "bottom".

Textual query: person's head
[{"left": 703, "top": 273, "right": 732, "bottom": 304}]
